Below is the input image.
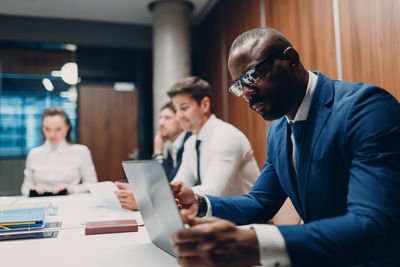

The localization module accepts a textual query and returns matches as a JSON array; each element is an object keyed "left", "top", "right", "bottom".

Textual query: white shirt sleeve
[
  {"left": 21, "top": 151, "right": 34, "bottom": 196},
  {"left": 70, "top": 146, "right": 98, "bottom": 193},
  {"left": 202, "top": 195, "right": 290, "bottom": 266},
  {"left": 191, "top": 137, "right": 244, "bottom": 196},
  {"left": 251, "top": 224, "right": 291, "bottom": 267}
]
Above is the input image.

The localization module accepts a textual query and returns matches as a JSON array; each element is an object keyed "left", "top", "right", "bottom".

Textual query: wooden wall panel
[
  {"left": 266, "top": 0, "right": 338, "bottom": 79},
  {"left": 194, "top": 0, "right": 267, "bottom": 169},
  {"left": 339, "top": 0, "right": 400, "bottom": 101},
  {"left": 222, "top": 0, "right": 268, "bottom": 168},
  {"left": 79, "top": 85, "right": 138, "bottom": 181}
]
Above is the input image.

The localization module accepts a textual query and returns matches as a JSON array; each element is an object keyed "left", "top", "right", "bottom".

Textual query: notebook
[{"left": 0, "top": 204, "right": 48, "bottom": 231}]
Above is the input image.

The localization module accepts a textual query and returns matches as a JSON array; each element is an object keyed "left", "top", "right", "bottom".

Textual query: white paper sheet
[{"left": 87, "top": 182, "right": 121, "bottom": 208}]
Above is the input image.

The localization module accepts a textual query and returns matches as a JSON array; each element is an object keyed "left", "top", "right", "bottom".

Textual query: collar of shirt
[
  {"left": 196, "top": 114, "right": 217, "bottom": 142},
  {"left": 44, "top": 139, "right": 68, "bottom": 154},
  {"left": 285, "top": 70, "right": 318, "bottom": 124},
  {"left": 170, "top": 131, "right": 187, "bottom": 155}
]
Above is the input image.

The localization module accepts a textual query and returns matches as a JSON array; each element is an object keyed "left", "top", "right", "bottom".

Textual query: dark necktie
[
  {"left": 289, "top": 121, "right": 306, "bottom": 172},
  {"left": 166, "top": 150, "right": 173, "bottom": 167},
  {"left": 176, "top": 146, "right": 183, "bottom": 167},
  {"left": 163, "top": 151, "right": 174, "bottom": 181},
  {"left": 195, "top": 139, "right": 202, "bottom": 185}
]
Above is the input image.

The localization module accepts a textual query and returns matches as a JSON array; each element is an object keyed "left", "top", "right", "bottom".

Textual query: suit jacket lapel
[{"left": 297, "top": 72, "right": 334, "bottom": 221}]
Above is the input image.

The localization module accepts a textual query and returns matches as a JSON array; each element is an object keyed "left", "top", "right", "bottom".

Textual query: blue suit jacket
[{"left": 207, "top": 72, "right": 400, "bottom": 266}]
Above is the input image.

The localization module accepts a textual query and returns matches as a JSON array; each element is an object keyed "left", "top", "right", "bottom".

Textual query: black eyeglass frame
[{"left": 228, "top": 51, "right": 284, "bottom": 97}]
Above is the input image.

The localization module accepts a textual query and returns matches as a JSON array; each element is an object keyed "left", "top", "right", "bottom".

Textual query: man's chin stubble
[{"left": 254, "top": 108, "right": 286, "bottom": 121}]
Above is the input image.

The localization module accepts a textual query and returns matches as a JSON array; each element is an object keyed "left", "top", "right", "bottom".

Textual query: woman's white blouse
[{"left": 21, "top": 140, "right": 98, "bottom": 196}]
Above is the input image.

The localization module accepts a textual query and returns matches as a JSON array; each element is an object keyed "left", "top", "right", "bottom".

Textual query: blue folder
[{"left": 0, "top": 204, "right": 48, "bottom": 231}]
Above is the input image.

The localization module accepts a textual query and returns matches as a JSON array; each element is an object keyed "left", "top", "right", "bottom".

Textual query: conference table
[{"left": 0, "top": 193, "right": 180, "bottom": 267}]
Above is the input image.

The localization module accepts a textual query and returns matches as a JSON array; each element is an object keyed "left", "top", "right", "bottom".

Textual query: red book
[{"left": 85, "top": 219, "right": 138, "bottom": 235}]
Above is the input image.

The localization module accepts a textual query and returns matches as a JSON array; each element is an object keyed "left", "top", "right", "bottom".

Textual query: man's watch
[{"left": 196, "top": 194, "right": 208, "bottom": 217}]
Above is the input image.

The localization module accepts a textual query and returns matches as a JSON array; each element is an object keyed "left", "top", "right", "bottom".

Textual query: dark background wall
[{"left": 0, "top": 15, "right": 152, "bottom": 49}]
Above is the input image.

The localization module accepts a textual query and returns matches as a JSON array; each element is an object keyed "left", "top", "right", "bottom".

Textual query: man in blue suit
[{"left": 170, "top": 28, "right": 400, "bottom": 266}]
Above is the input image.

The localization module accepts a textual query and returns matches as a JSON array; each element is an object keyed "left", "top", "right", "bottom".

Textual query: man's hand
[
  {"left": 171, "top": 216, "right": 260, "bottom": 267},
  {"left": 30, "top": 185, "right": 44, "bottom": 195},
  {"left": 153, "top": 130, "right": 165, "bottom": 155},
  {"left": 52, "top": 183, "right": 72, "bottom": 194},
  {"left": 114, "top": 181, "right": 130, "bottom": 190},
  {"left": 114, "top": 181, "right": 138, "bottom": 210},
  {"left": 170, "top": 181, "right": 199, "bottom": 220}
]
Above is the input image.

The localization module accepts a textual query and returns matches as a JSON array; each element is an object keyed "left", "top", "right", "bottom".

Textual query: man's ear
[
  {"left": 283, "top": 47, "right": 300, "bottom": 68},
  {"left": 200, "top": 97, "right": 211, "bottom": 113}
]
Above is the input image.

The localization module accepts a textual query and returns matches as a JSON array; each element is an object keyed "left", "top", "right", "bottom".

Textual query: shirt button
[{"left": 274, "top": 262, "right": 280, "bottom": 267}]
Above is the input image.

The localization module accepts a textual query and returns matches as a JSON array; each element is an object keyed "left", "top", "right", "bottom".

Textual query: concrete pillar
[{"left": 149, "top": 0, "right": 192, "bottom": 133}]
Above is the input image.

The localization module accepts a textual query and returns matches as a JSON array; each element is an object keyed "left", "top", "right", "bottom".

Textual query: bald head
[
  {"left": 227, "top": 27, "right": 309, "bottom": 121},
  {"left": 229, "top": 28, "right": 292, "bottom": 59},
  {"left": 227, "top": 28, "right": 299, "bottom": 80}
]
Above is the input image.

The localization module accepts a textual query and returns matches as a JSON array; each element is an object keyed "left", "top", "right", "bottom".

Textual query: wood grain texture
[
  {"left": 222, "top": 0, "right": 268, "bottom": 168},
  {"left": 79, "top": 85, "right": 138, "bottom": 181},
  {"left": 339, "top": 0, "right": 400, "bottom": 101},
  {"left": 262, "top": 0, "right": 337, "bottom": 225},
  {"left": 194, "top": 0, "right": 268, "bottom": 169},
  {"left": 195, "top": 0, "right": 339, "bottom": 169},
  {"left": 194, "top": 0, "right": 302, "bottom": 223},
  {"left": 265, "top": 0, "right": 338, "bottom": 79}
]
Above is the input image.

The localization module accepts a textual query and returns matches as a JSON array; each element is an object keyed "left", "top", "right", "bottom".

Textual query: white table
[{"left": 0, "top": 194, "right": 180, "bottom": 267}]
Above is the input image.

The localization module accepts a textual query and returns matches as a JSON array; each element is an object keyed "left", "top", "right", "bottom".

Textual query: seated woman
[{"left": 21, "top": 107, "right": 98, "bottom": 196}]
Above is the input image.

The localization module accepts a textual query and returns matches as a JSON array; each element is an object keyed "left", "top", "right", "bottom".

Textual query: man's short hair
[
  {"left": 167, "top": 76, "right": 212, "bottom": 105},
  {"left": 161, "top": 102, "right": 176, "bottom": 113}
]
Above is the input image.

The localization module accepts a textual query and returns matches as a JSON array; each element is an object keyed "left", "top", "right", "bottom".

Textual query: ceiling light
[
  {"left": 60, "top": 62, "right": 78, "bottom": 85},
  {"left": 114, "top": 82, "right": 135, "bottom": 92},
  {"left": 51, "top": 70, "right": 61, "bottom": 77},
  {"left": 62, "top": 44, "right": 77, "bottom": 52},
  {"left": 42, "top": 78, "right": 54, "bottom": 91},
  {"left": 60, "top": 86, "right": 77, "bottom": 102}
]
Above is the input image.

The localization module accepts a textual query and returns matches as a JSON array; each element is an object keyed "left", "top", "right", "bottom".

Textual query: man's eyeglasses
[{"left": 228, "top": 54, "right": 280, "bottom": 97}]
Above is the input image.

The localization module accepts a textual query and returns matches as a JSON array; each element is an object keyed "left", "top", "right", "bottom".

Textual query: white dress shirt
[
  {"left": 203, "top": 71, "right": 318, "bottom": 267},
  {"left": 253, "top": 71, "right": 318, "bottom": 267},
  {"left": 21, "top": 140, "right": 98, "bottom": 196},
  {"left": 173, "top": 114, "right": 259, "bottom": 196}
]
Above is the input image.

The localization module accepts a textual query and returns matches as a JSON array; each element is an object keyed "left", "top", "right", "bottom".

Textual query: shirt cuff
[{"left": 251, "top": 224, "right": 291, "bottom": 267}]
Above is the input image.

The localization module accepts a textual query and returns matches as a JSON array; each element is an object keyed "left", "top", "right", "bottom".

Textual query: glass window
[{"left": 0, "top": 74, "right": 77, "bottom": 158}]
